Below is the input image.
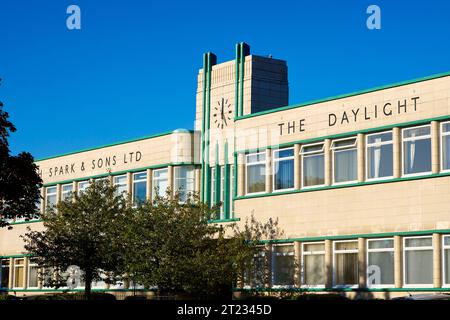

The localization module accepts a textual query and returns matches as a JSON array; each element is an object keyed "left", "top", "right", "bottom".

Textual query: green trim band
[
  {"left": 7, "top": 219, "right": 42, "bottom": 226},
  {"left": 36, "top": 130, "right": 195, "bottom": 162},
  {"left": 233, "top": 287, "right": 450, "bottom": 293},
  {"left": 235, "top": 114, "right": 450, "bottom": 155},
  {"left": 42, "top": 162, "right": 200, "bottom": 187},
  {"left": 235, "top": 71, "right": 450, "bottom": 121},
  {"left": 208, "top": 218, "right": 240, "bottom": 224},
  {"left": 235, "top": 171, "right": 450, "bottom": 202},
  {"left": 258, "top": 228, "right": 450, "bottom": 245},
  {"left": 0, "top": 288, "right": 153, "bottom": 293},
  {"left": 0, "top": 253, "right": 33, "bottom": 259}
]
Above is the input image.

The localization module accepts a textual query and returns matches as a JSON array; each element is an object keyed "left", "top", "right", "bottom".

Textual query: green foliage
[
  {"left": 121, "top": 190, "right": 283, "bottom": 299},
  {"left": 22, "top": 179, "right": 132, "bottom": 296},
  {"left": 0, "top": 78, "right": 42, "bottom": 226}
]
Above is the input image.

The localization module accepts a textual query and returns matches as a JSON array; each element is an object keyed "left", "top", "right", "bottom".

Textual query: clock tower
[{"left": 195, "top": 43, "right": 289, "bottom": 205}]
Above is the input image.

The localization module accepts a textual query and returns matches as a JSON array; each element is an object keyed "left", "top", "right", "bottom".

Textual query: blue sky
[{"left": 1, "top": 0, "right": 450, "bottom": 159}]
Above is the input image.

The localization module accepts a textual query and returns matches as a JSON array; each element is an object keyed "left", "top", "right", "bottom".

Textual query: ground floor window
[
  {"left": 13, "top": 258, "right": 25, "bottom": 288},
  {"left": 301, "top": 242, "right": 325, "bottom": 287},
  {"left": 367, "top": 238, "right": 394, "bottom": 287},
  {"left": 1, "top": 259, "right": 10, "bottom": 288},
  {"left": 27, "top": 258, "right": 39, "bottom": 288},
  {"left": 244, "top": 248, "right": 266, "bottom": 288},
  {"left": 333, "top": 241, "right": 358, "bottom": 287},
  {"left": 271, "top": 245, "right": 295, "bottom": 287},
  {"left": 403, "top": 236, "right": 433, "bottom": 286},
  {"left": 442, "top": 235, "right": 450, "bottom": 286}
]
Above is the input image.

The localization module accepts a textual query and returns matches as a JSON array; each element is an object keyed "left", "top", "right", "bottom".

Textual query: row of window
[
  {"left": 245, "top": 235, "right": 450, "bottom": 288},
  {"left": 245, "top": 122, "right": 450, "bottom": 194},
  {"left": 0, "top": 258, "right": 133, "bottom": 290},
  {"left": 43, "top": 166, "right": 196, "bottom": 211}
]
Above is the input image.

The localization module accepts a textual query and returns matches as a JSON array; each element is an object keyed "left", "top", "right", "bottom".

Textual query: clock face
[{"left": 213, "top": 98, "right": 233, "bottom": 129}]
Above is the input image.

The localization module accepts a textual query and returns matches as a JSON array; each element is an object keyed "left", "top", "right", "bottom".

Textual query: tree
[
  {"left": 0, "top": 78, "right": 42, "bottom": 227},
  {"left": 22, "top": 179, "right": 132, "bottom": 298},
  {"left": 121, "top": 190, "right": 283, "bottom": 299}
]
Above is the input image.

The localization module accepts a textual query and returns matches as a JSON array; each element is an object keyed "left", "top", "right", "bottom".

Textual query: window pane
[
  {"left": 28, "top": 265, "right": 39, "bottom": 288},
  {"left": 174, "top": 166, "right": 194, "bottom": 202},
  {"left": 368, "top": 239, "right": 394, "bottom": 249},
  {"left": 78, "top": 181, "right": 89, "bottom": 194},
  {"left": 404, "top": 126, "right": 430, "bottom": 138},
  {"left": 444, "top": 248, "right": 450, "bottom": 285},
  {"left": 1, "top": 260, "right": 9, "bottom": 288},
  {"left": 335, "top": 241, "right": 358, "bottom": 251},
  {"left": 272, "top": 246, "right": 294, "bottom": 286},
  {"left": 367, "top": 132, "right": 393, "bottom": 144},
  {"left": 335, "top": 252, "right": 358, "bottom": 285},
  {"left": 275, "top": 149, "right": 294, "bottom": 158},
  {"left": 334, "top": 149, "right": 357, "bottom": 183},
  {"left": 304, "top": 243, "right": 325, "bottom": 252},
  {"left": 303, "top": 154, "right": 324, "bottom": 187},
  {"left": 332, "top": 138, "right": 356, "bottom": 149},
  {"left": 247, "top": 164, "right": 265, "bottom": 194},
  {"left": 405, "top": 250, "right": 433, "bottom": 285},
  {"left": 405, "top": 237, "right": 432, "bottom": 247},
  {"left": 403, "top": 138, "right": 431, "bottom": 175},
  {"left": 445, "top": 236, "right": 450, "bottom": 246},
  {"left": 274, "top": 158, "right": 294, "bottom": 190},
  {"left": 443, "top": 135, "right": 450, "bottom": 171},
  {"left": 304, "top": 254, "right": 325, "bottom": 286},
  {"left": 367, "top": 144, "right": 393, "bottom": 179},
  {"left": 153, "top": 169, "right": 168, "bottom": 198},
  {"left": 133, "top": 181, "right": 147, "bottom": 205},
  {"left": 368, "top": 251, "right": 394, "bottom": 285},
  {"left": 443, "top": 123, "right": 450, "bottom": 133},
  {"left": 302, "top": 144, "right": 323, "bottom": 154}
]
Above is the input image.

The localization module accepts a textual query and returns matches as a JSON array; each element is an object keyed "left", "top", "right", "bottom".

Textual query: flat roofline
[
  {"left": 236, "top": 70, "right": 450, "bottom": 121},
  {"left": 35, "top": 129, "right": 195, "bottom": 162}
]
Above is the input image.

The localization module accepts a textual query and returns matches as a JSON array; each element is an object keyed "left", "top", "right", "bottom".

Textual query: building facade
[{"left": 1, "top": 43, "right": 450, "bottom": 298}]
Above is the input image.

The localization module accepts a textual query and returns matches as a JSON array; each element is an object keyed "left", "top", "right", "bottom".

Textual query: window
[
  {"left": 333, "top": 241, "right": 359, "bottom": 287},
  {"left": 113, "top": 175, "right": 128, "bottom": 196},
  {"left": 152, "top": 168, "right": 168, "bottom": 199},
  {"left": 403, "top": 236, "right": 433, "bottom": 286},
  {"left": 367, "top": 238, "right": 394, "bottom": 287},
  {"left": 402, "top": 125, "right": 432, "bottom": 176},
  {"left": 331, "top": 138, "right": 358, "bottom": 184},
  {"left": 443, "top": 236, "right": 450, "bottom": 286},
  {"left": 366, "top": 131, "right": 393, "bottom": 180},
  {"left": 132, "top": 172, "right": 147, "bottom": 205},
  {"left": 13, "top": 258, "right": 25, "bottom": 288},
  {"left": 301, "top": 143, "right": 325, "bottom": 188},
  {"left": 301, "top": 242, "right": 325, "bottom": 287},
  {"left": 246, "top": 152, "right": 266, "bottom": 194},
  {"left": 441, "top": 122, "right": 450, "bottom": 172},
  {"left": 273, "top": 148, "right": 294, "bottom": 191},
  {"left": 27, "top": 258, "right": 39, "bottom": 288},
  {"left": 229, "top": 165, "right": 234, "bottom": 218},
  {"left": 244, "top": 248, "right": 266, "bottom": 288},
  {"left": 1, "top": 259, "right": 9, "bottom": 288},
  {"left": 211, "top": 167, "right": 216, "bottom": 207},
  {"left": 174, "top": 166, "right": 195, "bottom": 203},
  {"left": 77, "top": 181, "right": 89, "bottom": 195},
  {"left": 220, "top": 166, "right": 225, "bottom": 215},
  {"left": 45, "top": 186, "right": 57, "bottom": 210},
  {"left": 272, "top": 244, "right": 295, "bottom": 287},
  {"left": 61, "top": 184, "right": 73, "bottom": 201}
]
